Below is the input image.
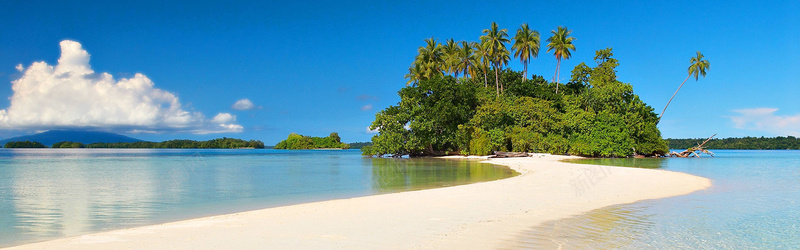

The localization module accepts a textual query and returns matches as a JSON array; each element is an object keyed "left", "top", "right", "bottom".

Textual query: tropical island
[
  {"left": 273, "top": 132, "right": 350, "bottom": 149},
  {"left": 3, "top": 137, "right": 265, "bottom": 149},
  {"left": 360, "top": 22, "right": 704, "bottom": 158}
]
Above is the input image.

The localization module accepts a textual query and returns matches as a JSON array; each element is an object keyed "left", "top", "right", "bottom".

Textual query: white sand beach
[{"left": 9, "top": 154, "right": 711, "bottom": 249}]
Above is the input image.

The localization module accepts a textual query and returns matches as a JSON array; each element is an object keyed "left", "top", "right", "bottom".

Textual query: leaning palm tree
[
  {"left": 512, "top": 23, "right": 540, "bottom": 82},
  {"left": 658, "top": 51, "right": 710, "bottom": 122},
  {"left": 481, "top": 22, "right": 511, "bottom": 96},
  {"left": 546, "top": 26, "right": 576, "bottom": 93}
]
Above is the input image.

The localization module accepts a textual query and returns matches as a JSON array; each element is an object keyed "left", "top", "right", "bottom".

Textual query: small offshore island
[
  {"left": 273, "top": 132, "right": 350, "bottom": 149},
  {"left": 362, "top": 24, "right": 669, "bottom": 158}
]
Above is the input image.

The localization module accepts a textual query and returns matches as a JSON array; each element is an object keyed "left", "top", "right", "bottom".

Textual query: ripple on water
[{"left": 511, "top": 203, "right": 656, "bottom": 249}]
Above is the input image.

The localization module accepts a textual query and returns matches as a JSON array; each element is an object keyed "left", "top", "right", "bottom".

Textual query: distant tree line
[
  {"left": 274, "top": 132, "right": 350, "bottom": 149},
  {"left": 666, "top": 136, "right": 800, "bottom": 150},
  {"left": 87, "top": 138, "right": 265, "bottom": 149},
  {"left": 4, "top": 140, "right": 47, "bottom": 148},
  {"left": 3, "top": 138, "right": 265, "bottom": 149}
]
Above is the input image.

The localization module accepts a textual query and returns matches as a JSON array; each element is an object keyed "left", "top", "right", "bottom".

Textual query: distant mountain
[{"left": 0, "top": 130, "right": 143, "bottom": 147}]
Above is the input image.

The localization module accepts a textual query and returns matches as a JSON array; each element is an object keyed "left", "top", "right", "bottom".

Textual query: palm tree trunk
[
  {"left": 658, "top": 74, "right": 692, "bottom": 123},
  {"left": 555, "top": 59, "right": 561, "bottom": 94},
  {"left": 499, "top": 65, "right": 504, "bottom": 94},
  {"left": 523, "top": 62, "right": 528, "bottom": 82},
  {"left": 494, "top": 63, "right": 500, "bottom": 96},
  {"left": 484, "top": 70, "right": 488, "bottom": 88}
]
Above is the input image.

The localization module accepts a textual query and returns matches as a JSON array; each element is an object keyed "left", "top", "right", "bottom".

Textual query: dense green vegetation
[
  {"left": 274, "top": 133, "right": 350, "bottom": 149},
  {"left": 3, "top": 140, "right": 47, "bottom": 148},
  {"left": 52, "top": 141, "right": 86, "bottom": 148},
  {"left": 362, "top": 23, "right": 667, "bottom": 158},
  {"left": 666, "top": 136, "right": 800, "bottom": 150},
  {"left": 84, "top": 138, "right": 265, "bottom": 149},
  {"left": 347, "top": 142, "right": 373, "bottom": 149}
]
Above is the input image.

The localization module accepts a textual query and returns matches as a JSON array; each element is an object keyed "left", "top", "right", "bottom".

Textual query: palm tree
[
  {"left": 442, "top": 38, "right": 461, "bottom": 79},
  {"left": 415, "top": 37, "right": 443, "bottom": 80},
  {"left": 658, "top": 51, "right": 710, "bottom": 122},
  {"left": 512, "top": 23, "right": 540, "bottom": 82},
  {"left": 471, "top": 41, "right": 491, "bottom": 88},
  {"left": 481, "top": 22, "right": 511, "bottom": 96},
  {"left": 405, "top": 63, "right": 423, "bottom": 86},
  {"left": 546, "top": 26, "right": 576, "bottom": 93},
  {"left": 455, "top": 41, "right": 476, "bottom": 80}
]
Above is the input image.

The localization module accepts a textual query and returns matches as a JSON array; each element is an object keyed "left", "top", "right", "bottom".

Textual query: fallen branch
[
  {"left": 669, "top": 134, "right": 716, "bottom": 157},
  {"left": 490, "top": 151, "right": 530, "bottom": 158}
]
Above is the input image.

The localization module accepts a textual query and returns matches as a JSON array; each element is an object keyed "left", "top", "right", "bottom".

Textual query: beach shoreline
[{"left": 8, "top": 154, "right": 711, "bottom": 249}]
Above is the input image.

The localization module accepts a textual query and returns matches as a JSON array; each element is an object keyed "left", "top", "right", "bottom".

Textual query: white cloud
[
  {"left": 366, "top": 126, "right": 379, "bottom": 134},
  {"left": 0, "top": 40, "right": 241, "bottom": 134},
  {"left": 211, "top": 113, "right": 235, "bottom": 124},
  {"left": 360, "top": 104, "right": 373, "bottom": 111},
  {"left": 730, "top": 108, "right": 800, "bottom": 136},
  {"left": 232, "top": 98, "right": 255, "bottom": 110}
]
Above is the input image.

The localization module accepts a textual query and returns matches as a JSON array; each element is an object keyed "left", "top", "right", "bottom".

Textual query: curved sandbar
[{"left": 9, "top": 154, "right": 710, "bottom": 249}]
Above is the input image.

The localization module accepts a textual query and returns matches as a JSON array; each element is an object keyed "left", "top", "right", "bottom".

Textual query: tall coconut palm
[
  {"left": 455, "top": 41, "right": 476, "bottom": 80},
  {"left": 471, "top": 41, "right": 491, "bottom": 88},
  {"left": 546, "top": 26, "right": 576, "bottom": 93},
  {"left": 512, "top": 23, "right": 540, "bottom": 82},
  {"left": 658, "top": 51, "right": 710, "bottom": 122},
  {"left": 415, "top": 37, "right": 443, "bottom": 80},
  {"left": 442, "top": 38, "right": 461, "bottom": 79},
  {"left": 405, "top": 63, "right": 423, "bottom": 86},
  {"left": 480, "top": 22, "right": 511, "bottom": 96}
]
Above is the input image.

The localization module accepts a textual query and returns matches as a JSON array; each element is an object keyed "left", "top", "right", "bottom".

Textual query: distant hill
[{"left": 0, "top": 130, "right": 142, "bottom": 147}]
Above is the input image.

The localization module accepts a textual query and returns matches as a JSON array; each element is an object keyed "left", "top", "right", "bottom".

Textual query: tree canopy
[
  {"left": 53, "top": 141, "right": 85, "bottom": 148},
  {"left": 273, "top": 132, "right": 350, "bottom": 149},
  {"left": 4, "top": 140, "right": 47, "bottom": 148}
]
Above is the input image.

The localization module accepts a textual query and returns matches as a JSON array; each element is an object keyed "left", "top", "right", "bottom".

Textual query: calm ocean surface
[
  {"left": 0, "top": 149, "right": 515, "bottom": 247},
  {"left": 519, "top": 150, "right": 800, "bottom": 249}
]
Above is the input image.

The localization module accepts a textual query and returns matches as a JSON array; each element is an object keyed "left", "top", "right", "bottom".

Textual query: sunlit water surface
[
  {"left": 0, "top": 149, "right": 515, "bottom": 247},
  {"left": 517, "top": 150, "right": 800, "bottom": 249}
]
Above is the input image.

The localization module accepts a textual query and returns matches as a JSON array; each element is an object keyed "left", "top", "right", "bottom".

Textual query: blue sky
[{"left": 0, "top": 0, "right": 798, "bottom": 144}]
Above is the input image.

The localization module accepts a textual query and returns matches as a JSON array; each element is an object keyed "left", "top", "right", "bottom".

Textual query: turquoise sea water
[
  {"left": 0, "top": 149, "right": 515, "bottom": 247},
  {"left": 519, "top": 150, "right": 800, "bottom": 249}
]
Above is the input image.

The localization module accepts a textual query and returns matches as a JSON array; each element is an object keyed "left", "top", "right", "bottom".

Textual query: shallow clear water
[
  {"left": 518, "top": 150, "right": 800, "bottom": 249},
  {"left": 0, "top": 149, "right": 515, "bottom": 247}
]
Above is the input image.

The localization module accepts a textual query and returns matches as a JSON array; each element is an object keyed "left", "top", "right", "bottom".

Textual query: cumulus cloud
[
  {"left": 730, "top": 108, "right": 800, "bottom": 136},
  {"left": 360, "top": 104, "right": 373, "bottom": 111},
  {"left": 0, "top": 40, "right": 241, "bottom": 133},
  {"left": 211, "top": 113, "right": 235, "bottom": 124},
  {"left": 366, "top": 126, "right": 379, "bottom": 134},
  {"left": 232, "top": 98, "right": 255, "bottom": 110}
]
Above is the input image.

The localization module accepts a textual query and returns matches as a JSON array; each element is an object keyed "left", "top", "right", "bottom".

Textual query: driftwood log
[
  {"left": 669, "top": 134, "right": 716, "bottom": 157},
  {"left": 490, "top": 151, "right": 530, "bottom": 158}
]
